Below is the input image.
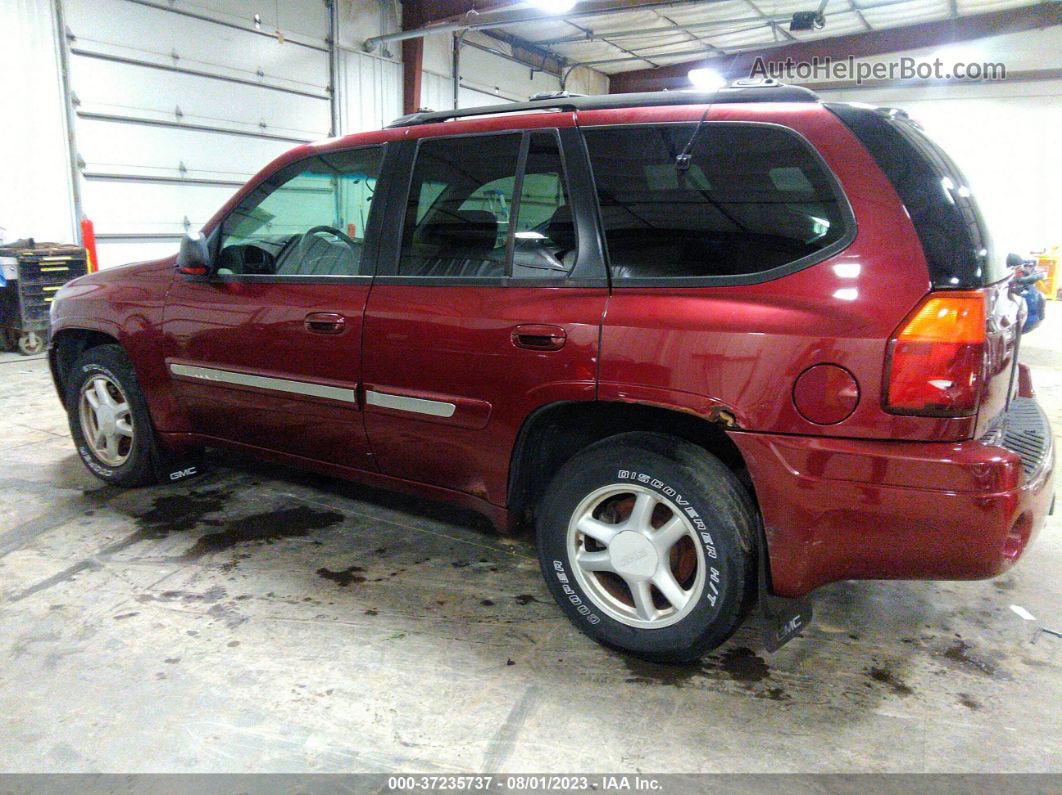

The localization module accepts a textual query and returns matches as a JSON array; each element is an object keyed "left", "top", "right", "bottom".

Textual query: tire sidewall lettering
[
  {"left": 78, "top": 444, "right": 114, "bottom": 477},
  {"left": 551, "top": 559, "right": 601, "bottom": 625},
  {"left": 615, "top": 467, "right": 722, "bottom": 569}
]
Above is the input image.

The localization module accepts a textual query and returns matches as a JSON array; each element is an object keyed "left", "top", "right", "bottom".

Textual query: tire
[
  {"left": 536, "top": 432, "right": 757, "bottom": 663},
  {"left": 65, "top": 344, "right": 161, "bottom": 487}
]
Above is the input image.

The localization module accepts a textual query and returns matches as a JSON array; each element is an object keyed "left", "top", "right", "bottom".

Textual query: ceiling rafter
[
  {"left": 745, "top": 0, "right": 796, "bottom": 42},
  {"left": 608, "top": 2, "right": 1062, "bottom": 90}
]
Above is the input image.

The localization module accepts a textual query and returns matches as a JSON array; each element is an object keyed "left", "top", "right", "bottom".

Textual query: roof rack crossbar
[{"left": 387, "top": 84, "right": 819, "bottom": 128}]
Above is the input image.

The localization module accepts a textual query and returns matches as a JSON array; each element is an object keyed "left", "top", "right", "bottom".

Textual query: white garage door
[{"left": 64, "top": 0, "right": 333, "bottom": 268}]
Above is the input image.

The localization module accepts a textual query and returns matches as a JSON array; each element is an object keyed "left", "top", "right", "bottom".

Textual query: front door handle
[
  {"left": 512, "top": 324, "right": 566, "bottom": 351},
  {"left": 305, "top": 312, "right": 346, "bottom": 334}
]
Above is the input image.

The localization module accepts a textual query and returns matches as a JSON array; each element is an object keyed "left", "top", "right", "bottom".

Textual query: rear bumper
[{"left": 731, "top": 397, "right": 1054, "bottom": 598}]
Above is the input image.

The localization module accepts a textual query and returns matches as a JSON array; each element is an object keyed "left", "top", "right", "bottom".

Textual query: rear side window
[
  {"left": 583, "top": 123, "right": 851, "bottom": 283},
  {"left": 827, "top": 104, "right": 1001, "bottom": 288},
  {"left": 399, "top": 134, "right": 520, "bottom": 278},
  {"left": 397, "top": 131, "right": 575, "bottom": 280}
]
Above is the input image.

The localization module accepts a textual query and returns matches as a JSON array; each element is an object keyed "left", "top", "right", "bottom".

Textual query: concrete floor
[{"left": 1, "top": 317, "right": 1060, "bottom": 775}]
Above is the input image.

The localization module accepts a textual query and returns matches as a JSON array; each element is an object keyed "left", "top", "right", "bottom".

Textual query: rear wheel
[
  {"left": 66, "top": 344, "right": 160, "bottom": 487},
  {"left": 536, "top": 432, "right": 757, "bottom": 663}
]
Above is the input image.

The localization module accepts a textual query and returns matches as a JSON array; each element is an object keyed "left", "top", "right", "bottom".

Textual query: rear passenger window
[
  {"left": 398, "top": 131, "right": 574, "bottom": 280},
  {"left": 583, "top": 124, "right": 850, "bottom": 282},
  {"left": 512, "top": 132, "right": 575, "bottom": 278},
  {"left": 399, "top": 134, "right": 520, "bottom": 278}
]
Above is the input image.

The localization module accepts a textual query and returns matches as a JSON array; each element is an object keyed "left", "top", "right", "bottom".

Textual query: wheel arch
[
  {"left": 49, "top": 327, "right": 123, "bottom": 402},
  {"left": 508, "top": 400, "right": 755, "bottom": 532}
]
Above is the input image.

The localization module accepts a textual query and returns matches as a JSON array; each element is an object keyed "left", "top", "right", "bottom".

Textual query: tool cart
[{"left": 0, "top": 241, "right": 88, "bottom": 355}]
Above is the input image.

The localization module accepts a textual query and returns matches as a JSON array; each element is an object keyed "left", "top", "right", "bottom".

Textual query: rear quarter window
[
  {"left": 827, "top": 104, "right": 1002, "bottom": 288},
  {"left": 582, "top": 122, "right": 854, "bottom": 285}
]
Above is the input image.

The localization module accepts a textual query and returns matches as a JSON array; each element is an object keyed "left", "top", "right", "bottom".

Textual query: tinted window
[
  {"left": 399, "top": 134, "right": 520, "bottom": 278},
  {"left": 828, "top": 104, "right": 1001, "bottom": 287},
  {"left": 219, "top": 146, "right": 383, "bottom": 277},
  {"left": 512, "top": 132, "right": 575, "bottom": 278},
  {"left": 398, "top": 132, "right": 575, "bottom": 280},
  {"left": 583, "top": 124, "right": 849, "bottom": 281}
]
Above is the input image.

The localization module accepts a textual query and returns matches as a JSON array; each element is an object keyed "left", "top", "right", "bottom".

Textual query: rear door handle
[
  {"left": 512, "top": 324, "right": 566, "bottom": 351},
  {"left": 305, "top": 312, "right": 346, "bottom": 334}
]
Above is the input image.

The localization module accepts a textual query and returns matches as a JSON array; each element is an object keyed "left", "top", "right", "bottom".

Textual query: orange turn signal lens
[
  {"left": 884, "top": 291, "right": 987, "bottom": 416},
  {"left": 894, "top": 292, "right": 986, "bottom": 345}
]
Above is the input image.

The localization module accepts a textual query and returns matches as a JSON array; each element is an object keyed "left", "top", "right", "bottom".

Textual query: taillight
[{"left": 884, "top": 291, "right": 986, "bottom": 416}]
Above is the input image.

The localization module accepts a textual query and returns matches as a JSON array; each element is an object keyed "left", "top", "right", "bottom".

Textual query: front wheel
[
  {"left": 66, "top": 344, "right": 161, "bottom": 487},
  {"left": 536, "top": 433, "right": 757, "bottom": 663}
]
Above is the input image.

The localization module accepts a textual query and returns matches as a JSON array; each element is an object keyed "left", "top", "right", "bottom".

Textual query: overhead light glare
[
  {"left": 687, "top": 67, "right": 726, "bottom": 91},
  {"left": 530, "top": 0, "right": 578, "bottom": 13}
]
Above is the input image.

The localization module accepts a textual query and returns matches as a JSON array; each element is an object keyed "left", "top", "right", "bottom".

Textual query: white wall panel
[
  {"left": 64, "top": 0, "right": 332, "bottom": 268},
  {"left": 459, "top": 44, "right": 563, "bottom": 103},
  {"left": 95, "top": 239, "right": 185, "bottom": 269},
  {"left": 0, "top": 0, "right": 77, "bottom": 243},
  {"left": 459, "top": 84, "right": 521, "bottom": 108},
  {"left": 174, "top": 0, "right": 329, "bottom": 41},
  {"left": 809, "top": 27, "right": 1062, "bottom": 254},
  {"left": 422, "top": 71, "right": 456, "bottom": 112},
  {"left": 337, "top": 50, "right": 402, "bottom": 133},
  {"left": 566, "top": 66, "right": 610, "bottom": 96}
]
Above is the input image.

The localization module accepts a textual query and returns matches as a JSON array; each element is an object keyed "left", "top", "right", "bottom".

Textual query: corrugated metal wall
[
  {"left": 337, "top": 49, "right": 402, "bottom": 134},
  {"left": 420, "top": 36, "right": 568, "bottom": 113}
]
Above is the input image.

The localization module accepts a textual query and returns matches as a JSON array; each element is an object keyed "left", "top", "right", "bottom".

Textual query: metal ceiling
[{"left": 399, "top": 0, "right": 1044, "bottom": 75}]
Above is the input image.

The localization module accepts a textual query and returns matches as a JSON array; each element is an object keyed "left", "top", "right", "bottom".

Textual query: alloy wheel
[
  {"left": 566, "top": 484, "right": 706, "bottom": 629},
  {"left": 79, "top": 374, "right": 134, "bottom": 467}
]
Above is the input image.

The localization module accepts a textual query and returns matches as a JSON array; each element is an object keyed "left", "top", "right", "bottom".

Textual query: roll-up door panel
[
  {"left": 77, "top": 119, "right": 293, "bottom": 183},
  {"left": 70, "top": 55, "right": 330, "bottom": 140}
]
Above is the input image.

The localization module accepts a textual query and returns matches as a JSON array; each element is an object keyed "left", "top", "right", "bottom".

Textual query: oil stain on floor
[
  {"left": 316, "top": 564, "right": 367, "bottom": 587},
  {"left": 182, "top": 505, "right": 345, "bottom": 559}
]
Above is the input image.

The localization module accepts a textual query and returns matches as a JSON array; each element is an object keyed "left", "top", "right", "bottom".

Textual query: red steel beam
[{"left": 608, "top": 3, "right": 1062, "bottom": 93}]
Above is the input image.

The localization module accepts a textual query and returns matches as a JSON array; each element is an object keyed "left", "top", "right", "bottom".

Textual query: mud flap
[
  {"left": 153, "top": 448, "right": 206, "bottom": 484},
  {"left": 757, "top": 524, "right": 813, "bottom": 652}
]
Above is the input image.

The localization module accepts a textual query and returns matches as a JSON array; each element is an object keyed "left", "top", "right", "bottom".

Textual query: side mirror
[
  {"left": 1006, "top": 252, "right": 1024, "bottom": 269},
  {"left": 176, "top": 232, "right": 211, "bottom": 276}
]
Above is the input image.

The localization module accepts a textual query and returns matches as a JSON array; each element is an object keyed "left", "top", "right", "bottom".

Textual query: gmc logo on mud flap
[{"left": 169, "top": 466, "right": 198, "bottom": 481}]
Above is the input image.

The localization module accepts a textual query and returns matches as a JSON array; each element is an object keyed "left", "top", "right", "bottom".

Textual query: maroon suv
[{"left": 49, "top": 85, "right": 1053, "bottom": 662}]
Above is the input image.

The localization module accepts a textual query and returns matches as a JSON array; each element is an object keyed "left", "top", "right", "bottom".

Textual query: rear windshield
[{"left": 827, "top": 103, "right": 1002, "bottom": 288}]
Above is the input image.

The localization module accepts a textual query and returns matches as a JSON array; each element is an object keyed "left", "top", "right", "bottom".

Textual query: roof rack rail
[
  {"left": 528, "top": 90, "right": 585, "bottom": 102},
  {"left": 387, "top": 83, "right": 820, "bottom": 128}
]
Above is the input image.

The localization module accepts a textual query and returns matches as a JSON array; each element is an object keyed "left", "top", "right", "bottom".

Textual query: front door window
[{"left": 218, "top": 146, "right": 384, "bottom": 278}]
